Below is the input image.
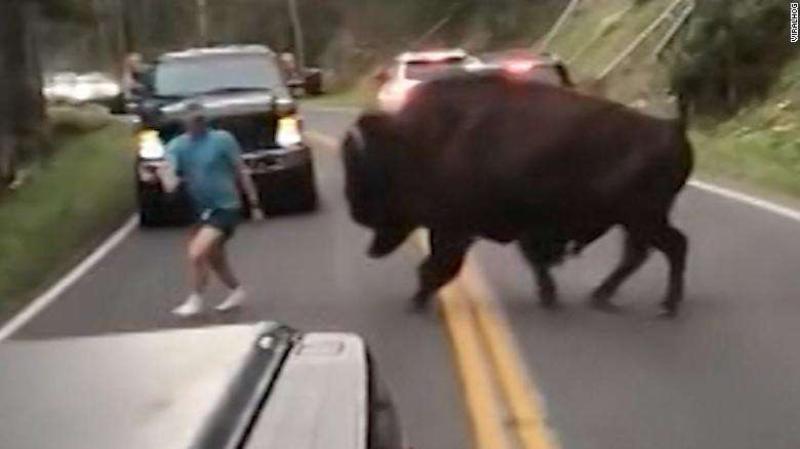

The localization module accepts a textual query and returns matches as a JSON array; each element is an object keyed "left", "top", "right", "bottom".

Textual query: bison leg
[
  {"left": 518, "top": 237, "right": 560, "bottom": 308},
  {"left": 412, "top": 231, "right": 472, "bottom": 310},
  {"left": 591, "top": 233, "right": 650, "bottom": 310},
  {"left": 650, "top": 225, "right": 688, "bottom": 317},
  {"left": 369, "top": 227, "right": 414, "bottom": 258}
]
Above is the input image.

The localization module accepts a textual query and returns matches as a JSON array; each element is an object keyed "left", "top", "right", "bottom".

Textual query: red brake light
[{"left": 504, "top": 60, "right": 536, "bottom": 75}]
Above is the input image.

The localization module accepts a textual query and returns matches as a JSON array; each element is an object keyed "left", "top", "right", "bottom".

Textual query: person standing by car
[{"left": 159, "top": 102, "right": 263, "bottom": 317}]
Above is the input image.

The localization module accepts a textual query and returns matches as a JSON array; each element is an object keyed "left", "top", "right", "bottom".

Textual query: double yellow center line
[
  {"left": 307, "top": 129, "right": 558, "bottom": 449},
  {"left": 414, "top": 232, "right": 558, "bottom": 449}
]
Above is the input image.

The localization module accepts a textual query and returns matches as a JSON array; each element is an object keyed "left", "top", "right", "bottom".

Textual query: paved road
[
  {"left": 13, "top": 106, "right": 800, "bottom": 449},
  {"left": 14, "top": 108, "right": 469, "bottom": 449},
  {"left": 476, "top": 186, "right": 800, "bottom": 449}
]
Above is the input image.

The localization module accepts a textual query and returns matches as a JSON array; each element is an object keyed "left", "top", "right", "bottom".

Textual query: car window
[
  {"left": 155, "top": 54, "right": 287, "bottom": 97},
  {"left": 405, "top": 57, "right": 466, "bottom": 81}
]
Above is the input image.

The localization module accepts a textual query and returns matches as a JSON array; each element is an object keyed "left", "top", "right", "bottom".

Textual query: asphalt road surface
[{"left": 12, "top": 106, "right": 800, "bottom": 449}]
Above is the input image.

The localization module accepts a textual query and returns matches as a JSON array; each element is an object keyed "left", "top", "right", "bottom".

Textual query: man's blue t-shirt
[{"left": 166, "top": 130, "right": 242, "bottom": 212}]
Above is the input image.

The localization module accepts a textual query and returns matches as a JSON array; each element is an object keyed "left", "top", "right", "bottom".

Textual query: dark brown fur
[{"left": 343, "top": 73, "right": 693, "bottom": 315}]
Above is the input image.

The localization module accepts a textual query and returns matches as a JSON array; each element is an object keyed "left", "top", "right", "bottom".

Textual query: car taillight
[
  {"left": 393, "top": 86, "right": 411, "bottom": 104},
  {"left": 504, "top": 60, "right": 536, "bottom": 75},
  {"left": 379, "top": 84, "right": 412, "bottom": 111}
]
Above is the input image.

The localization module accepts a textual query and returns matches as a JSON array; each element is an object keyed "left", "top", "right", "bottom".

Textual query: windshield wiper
[
  {"left": 152, "top": 93, "right": 186, "bottom": 100},
  {"left": 200, "top": 86, "right": 272, "bottom": 95}
]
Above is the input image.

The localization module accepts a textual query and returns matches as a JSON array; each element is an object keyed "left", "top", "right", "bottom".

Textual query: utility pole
[
  {"left": 287, "top": 0, "right": 305, "bottom": 71},
  {"left": 197, "top": 0, "right": 209, "bottom": 46}
]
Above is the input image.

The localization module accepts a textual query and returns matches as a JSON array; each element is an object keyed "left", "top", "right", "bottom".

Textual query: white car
[
  {"left": 477, "top": 50, "right": 574, "bottom": 87},
  {"left": 44, "top": 71, "right": 124, "bottom": 112},
  {"left": 376, "top": 49, "right": 480, "bottom": 112}
]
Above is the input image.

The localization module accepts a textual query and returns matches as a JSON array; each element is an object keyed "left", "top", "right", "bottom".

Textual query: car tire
[
  {"left": 138, "top": 205, "right": 162, "bottom": 228},
  {"left": 297, "top": 185, "right": 318, "bottom": 211},
  {"left": 109, "top": 94, "right": 126, "bottom": 115},
  {"left": 296, "top": 164, "right": 319, "bottom": 211}
]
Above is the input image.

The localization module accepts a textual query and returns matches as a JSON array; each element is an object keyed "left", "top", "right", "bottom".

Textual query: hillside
[{"left": 544, "top": 0, "right": 800, "bottom": 200}]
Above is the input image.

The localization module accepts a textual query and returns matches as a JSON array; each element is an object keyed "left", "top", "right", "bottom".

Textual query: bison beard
[{"left": 342, "top": 73, "right": 693, "bottom": 316}]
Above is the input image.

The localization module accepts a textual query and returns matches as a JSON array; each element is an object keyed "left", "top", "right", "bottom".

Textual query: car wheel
[
  {"left": 297, "top": 168, "right": 319, "bottom": 211},
  {"left": 298, "top": 186, "right": 318, "bottom": 211},
  {"left": 109, "top": 94, "right": 126, "bottom": 114},
  {"left": 138, "top": 205, "right": 162, "bottom": 228}
]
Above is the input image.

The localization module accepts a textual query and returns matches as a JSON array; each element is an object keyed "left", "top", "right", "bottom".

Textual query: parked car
[
  {"left": 279, "top": 52, "right": 324, "bottom": 97},
  {"left": 0, "top": 322, "right": 405, "bottom": 449},
  {"left": 376, "top": 48, "right": 481, "bottom": 112},
  {"left": 132, "top": 45, "right": 319, "bottom": 226},
  {"left": 43, "top": 71, "right": 125, "bottom": 113},
  {"left": 477, "top": 50, "right": 574, "bottom": 87}
]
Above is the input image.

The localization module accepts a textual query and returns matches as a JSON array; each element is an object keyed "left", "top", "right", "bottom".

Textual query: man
[
  {"left": 122, "top": 53, "right": 149, "bottom": 99},
  {"left": 159, "top": 103, "right": 263, "bottom": 317}
]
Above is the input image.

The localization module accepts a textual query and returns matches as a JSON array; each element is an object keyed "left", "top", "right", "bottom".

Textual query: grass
[
  {"left": 48, "top": 104, "right": 117, "bottom": 135},
  {"left": 690, "top": 59, "right": 800, "bottom": 198},
  {"left": 0, "top": 115, "right": 135, "bottom": 319}
]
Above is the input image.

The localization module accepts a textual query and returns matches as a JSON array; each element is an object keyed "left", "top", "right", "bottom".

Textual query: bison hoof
[
  {"left": 658, "top": 302, "right": 680, "bottom": 319},
  {"left": 409, "top": 293, "right": 431, "bottom": 312},
  {"left": 539, "top": 295, "right": 560, "bottom": 310},
  {"left": 589, "top": 293, "right": 620, "bottom": 313},
  {"left": 590, "top": 285, "right": 615, "bottom": 302}
]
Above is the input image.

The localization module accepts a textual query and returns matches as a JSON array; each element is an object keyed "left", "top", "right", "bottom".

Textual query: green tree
[{"left": 671, "top": 0, "right": 790, "bottom": 114}]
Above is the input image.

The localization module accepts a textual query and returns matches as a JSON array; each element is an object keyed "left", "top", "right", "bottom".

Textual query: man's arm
[
  {"left": 159, "top": 139, "right": 181, "bottom": 193},
  {"left": 235, "top": 157, "right": 260, "bottom": 211},
  {"left": 224, "top": 132, "right": 262, "bottom": 217}
]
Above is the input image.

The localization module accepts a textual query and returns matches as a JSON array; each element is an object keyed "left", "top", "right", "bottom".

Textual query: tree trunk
[
  {"left": 0, "top": 0, "right": 46, "bottom": 187},
  {"left": 0, "top": 0, "right": 25, "bottom": 186}
]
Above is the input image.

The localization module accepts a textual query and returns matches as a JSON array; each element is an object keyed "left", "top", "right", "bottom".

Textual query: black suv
[{"left": 133, "top": 45, "right": 318, "bottom": 226}]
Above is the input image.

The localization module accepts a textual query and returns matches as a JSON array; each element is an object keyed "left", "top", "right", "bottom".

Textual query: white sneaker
[
  {"left": 216, "top": 288, "right": 246, "bottom": 312},
  {"left": 172, "top": 294, "right": 204, "bottom": 317}
]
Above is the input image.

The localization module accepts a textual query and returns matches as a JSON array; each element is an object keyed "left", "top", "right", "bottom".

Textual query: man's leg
[
  {"left": 189, "top": 226, "right": 225, "bottom": 294},
  {"left": 209, "top": 242, "right": 240, "bottom": 290},
  {"left": 211, "top": 241, "right": 248, "bottom": 311},
  {"left": 172, "top": 226, "right": 225, "bottom": 316}
]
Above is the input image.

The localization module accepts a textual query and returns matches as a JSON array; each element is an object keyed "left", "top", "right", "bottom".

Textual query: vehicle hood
[
  {"left": 0, "top": 322, "right": 293, "bottom": 449},
  {"left": 151, "top": 91, "right": 277, "bottom": 122}
]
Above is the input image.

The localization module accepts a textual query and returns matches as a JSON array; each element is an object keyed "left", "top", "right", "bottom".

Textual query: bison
[{"left": 342, "top": 73, "right": 693, "bottom": 316}]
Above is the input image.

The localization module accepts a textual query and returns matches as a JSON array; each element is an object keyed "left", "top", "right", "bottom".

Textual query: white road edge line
[
  {"left": 0, "top": 215, "right": 138, "bottom": 341},
  {"left": 688, "top": 180, "right": 800, "bottom": 223}
]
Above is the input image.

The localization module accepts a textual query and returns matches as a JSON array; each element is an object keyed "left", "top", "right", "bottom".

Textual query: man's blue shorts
[{"left": 197, "top": 208, "right": 242, "bottom": 239}]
